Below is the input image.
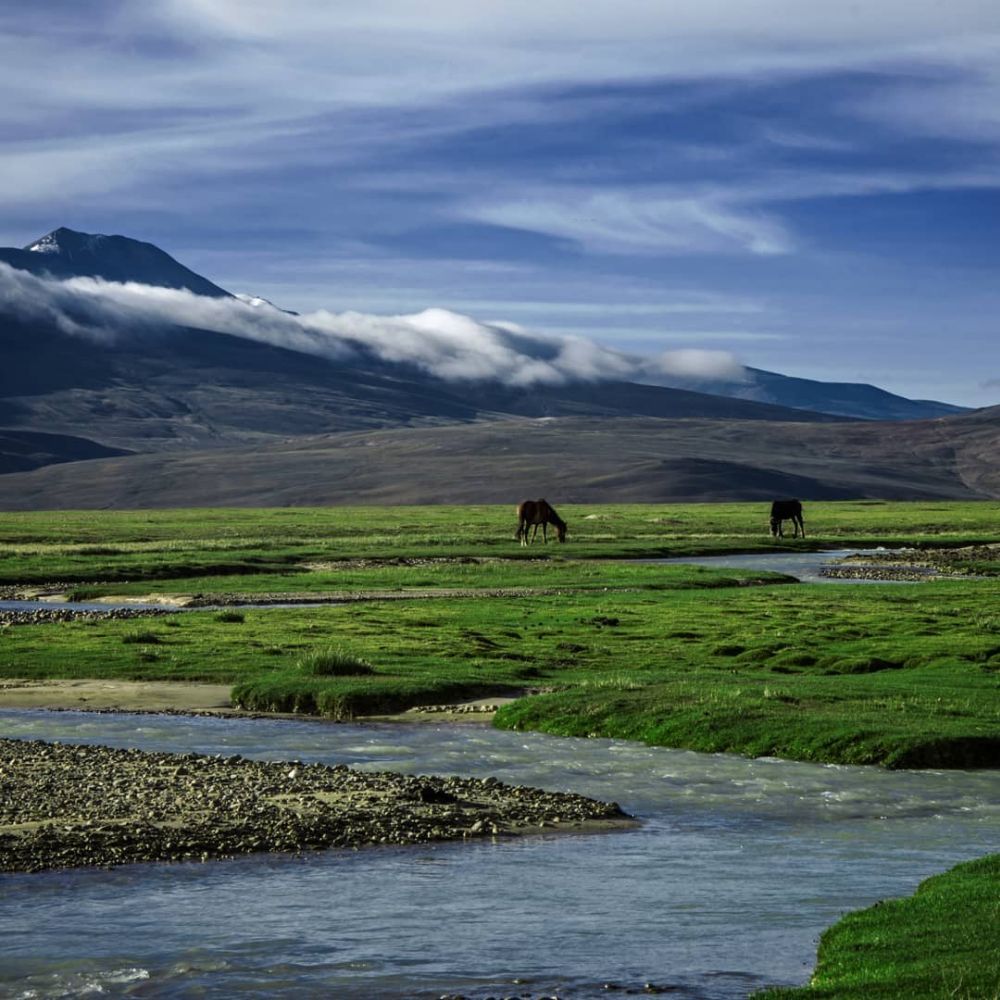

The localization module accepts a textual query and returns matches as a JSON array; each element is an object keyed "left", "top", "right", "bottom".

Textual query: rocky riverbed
[
  {"left": 820, "top": 544, "right": 1000, "bottom": 581},
  {"left": 0, "top": 738, "right": 632, "bottom": 873},
  {"left": 0, "top": 606, "right": 172, "bottom": 626}
]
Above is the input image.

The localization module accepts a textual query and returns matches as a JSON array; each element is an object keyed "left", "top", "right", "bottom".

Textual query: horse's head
[{"left": 556, "top": 521, "right": 567, "bottom": 543}]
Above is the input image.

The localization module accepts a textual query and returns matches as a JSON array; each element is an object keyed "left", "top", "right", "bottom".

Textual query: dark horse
[
  {"left": 770, "top": 499, "right": 805, "bottom": 538},
  {"left": 515, "top": 499, "right": 567, "bottom": 545}
]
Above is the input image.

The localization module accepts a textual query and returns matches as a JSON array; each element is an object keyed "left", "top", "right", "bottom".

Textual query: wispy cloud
[
  {"left": 645, "top": 349, "right": 750, "bottom": 382},
  {"left": 465, "top": 189, "right": 795, "bottom": 256},
  {"left": 3, "top": 2, "right": 999, "bottom": 216}
]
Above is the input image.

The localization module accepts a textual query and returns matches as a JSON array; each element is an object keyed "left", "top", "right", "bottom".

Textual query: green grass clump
[
  {"left": 754, "top": 854, "right": 1000, "bottom": 999},
  {"left": 121, "top": 630, "right": 162, "bottom": 645},
  {"left": 231, "top": 673, "right": 506, "bottom": 719},
  {"left": 4, "top": 576, "right": 999, "bottom": 766},
  {"left": 213, "top": 610, "right": 246, "bottom": 623},
  {"left": 297, "top": 648, "right": 375, "bottom": 677}
]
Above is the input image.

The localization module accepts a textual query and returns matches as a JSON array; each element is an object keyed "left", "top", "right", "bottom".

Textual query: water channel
[
  {"left": 649, "top": 548, "right": 908, "bottom": 584},
  {"left": 0, "top": 550, "right": 911, "bottom": 620},
  {"left": 2, "top": 709, "right": 997, "bottom": 1000}
]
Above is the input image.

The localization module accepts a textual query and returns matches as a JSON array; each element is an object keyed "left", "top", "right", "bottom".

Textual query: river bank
[
  {"left": 0, "top": 736, "right": 632, "bottom": 874},
  {"left": 0, "top": 678, "right": 519, "bottom": 722}
]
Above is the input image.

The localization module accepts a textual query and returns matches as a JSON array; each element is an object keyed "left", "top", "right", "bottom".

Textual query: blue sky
[{"left": 2, "top": 1, "right": 999, "bottom": 406}]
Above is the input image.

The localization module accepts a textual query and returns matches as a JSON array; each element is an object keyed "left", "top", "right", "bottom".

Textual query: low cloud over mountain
[{"left": 0, "top": 262, "right": 747, "bottom": 388}]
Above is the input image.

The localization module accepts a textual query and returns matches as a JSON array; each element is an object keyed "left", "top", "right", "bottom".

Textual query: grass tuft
[
  {"left": 213, "top": 610, "right": 246, "bottom": 623},
  {"left": 297, "top": 648, "right": 375, "bottom": 677},
  {"left": 121, "top": 630, "right": 162, "bottom": 645}
]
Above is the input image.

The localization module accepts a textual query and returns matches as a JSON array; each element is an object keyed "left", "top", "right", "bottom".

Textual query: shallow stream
[
  {"left": 649, "top": 548, "right": 906, "bottom": 583},
  {"left": 2, "top": 710, "right": 997, "bottom": 999},
  {"left": 0, "top": 551, "right": 908, "bottom": 618}
]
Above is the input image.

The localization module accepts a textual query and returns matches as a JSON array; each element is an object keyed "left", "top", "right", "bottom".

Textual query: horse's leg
[
  {"left": 797, "top": 515, "right": 805, "bottom": 538},
  {"left": 542, "top": 522, "right": 548, "bottom": 544},
  {"left": 530, "top": 523, "right": 539, "bottom": 545}
]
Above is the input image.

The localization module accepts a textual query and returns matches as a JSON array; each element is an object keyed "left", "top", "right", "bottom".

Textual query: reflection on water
[{"left": 1, "top": 710, "right": 997, "bottom": 1000}]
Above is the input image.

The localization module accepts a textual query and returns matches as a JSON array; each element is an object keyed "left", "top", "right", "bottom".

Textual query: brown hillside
[{"left": 0, "top": 409, "right": 996, "bottom": 509}]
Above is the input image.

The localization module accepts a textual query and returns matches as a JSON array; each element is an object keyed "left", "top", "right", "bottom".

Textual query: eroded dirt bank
[{"left": 0, "top": 737, "right": 632, "bottom": 874}]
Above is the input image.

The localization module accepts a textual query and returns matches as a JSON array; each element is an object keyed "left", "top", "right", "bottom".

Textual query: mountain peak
[
  {"left": 26, "top": 227, "right": 110, "bottom": 256},
  {"left": 3, "top": 227, "right": 231, "bottom": 298}
]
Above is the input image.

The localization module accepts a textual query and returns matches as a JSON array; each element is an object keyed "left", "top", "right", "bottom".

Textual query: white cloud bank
[{"left": 0, "top": 263, "right": 748, "bottom": 388}]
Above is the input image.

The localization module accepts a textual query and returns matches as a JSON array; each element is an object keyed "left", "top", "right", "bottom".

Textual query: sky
[{"left": 1, "top": 1, "right": 998, "bottom": 406}]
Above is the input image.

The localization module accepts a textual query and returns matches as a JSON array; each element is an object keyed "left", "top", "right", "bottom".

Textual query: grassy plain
[
  {"left": 1, "top": 499, "right": 998, "bottom": 768},
  {"left": 1, "top": 498, "right": 999, "bottom": 584}
]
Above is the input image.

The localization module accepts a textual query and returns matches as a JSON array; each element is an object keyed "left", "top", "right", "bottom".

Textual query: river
[{"left": 1, "top": 709, "right": 996, "bottom": 999}]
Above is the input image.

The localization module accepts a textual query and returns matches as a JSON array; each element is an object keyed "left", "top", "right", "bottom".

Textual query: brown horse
[
  {"left": 515, "top": 499, "right": 567, "bottom": 545},
  {"left": 769, "top": 499, "right": 805, "bottom": 538}
]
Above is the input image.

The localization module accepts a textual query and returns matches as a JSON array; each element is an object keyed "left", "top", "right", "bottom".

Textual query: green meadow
[
  {"left": 1, "top": 498, "right": 998, "bottom": 584},
  {"left": 1, "top": 499, "right": 998, "bottom": 768}
]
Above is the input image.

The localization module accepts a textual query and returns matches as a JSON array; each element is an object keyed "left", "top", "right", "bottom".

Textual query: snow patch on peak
[
  {"left": 235, "top": 292, "right": 297, "bottom": 316},
  {"left": 236, "top": 293, "right": 278, "bottom": 309},
  {"left": 27, "top": 233, "right": 62, "bottom": 254}
]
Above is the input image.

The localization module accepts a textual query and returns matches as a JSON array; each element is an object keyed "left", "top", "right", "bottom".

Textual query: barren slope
[{"left": 0, "top": 408, "right": 995, "bottom": 509}]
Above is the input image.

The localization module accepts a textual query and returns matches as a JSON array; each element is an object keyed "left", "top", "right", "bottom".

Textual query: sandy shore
[
  {"left": 0, "top": 678, "right": 236, "bottom": 713},
  {"left": 0, "top": 678, "right": 518, "bottom": 721},
  {"left": 0, "top": 737, "right": 633, "bottom": 873}
]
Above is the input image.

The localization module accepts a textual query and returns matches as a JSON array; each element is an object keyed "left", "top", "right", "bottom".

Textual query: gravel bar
[
  {"left": 0, "top": 607, "right": 172, "bottom": 626},
  {"left": 0, "top": 738, "right": 632, "bottom": 873}
]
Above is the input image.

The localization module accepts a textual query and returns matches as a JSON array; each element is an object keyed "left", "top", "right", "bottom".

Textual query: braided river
[{"left": 1, "top": 709, "right": 997, "bottom": 999}]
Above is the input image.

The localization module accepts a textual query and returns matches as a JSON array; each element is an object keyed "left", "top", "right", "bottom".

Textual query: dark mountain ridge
[
  {"left": 706, "top": 366, "right": 966, "bottom": 421},
  {"left": 0, "top": 227, "right": 969, "bottom": 421},
  {"left": 645, "top": 366, "right": 967, "bottom": 421},
  {"left": 0, "top": 307, "right": 843, "bottom": 455},
  {"left": 0, "top": 228, "right": 849, "bottom": 458},
  {"left": 0, "top": 227, "right": 990, "bottom": 502}
]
